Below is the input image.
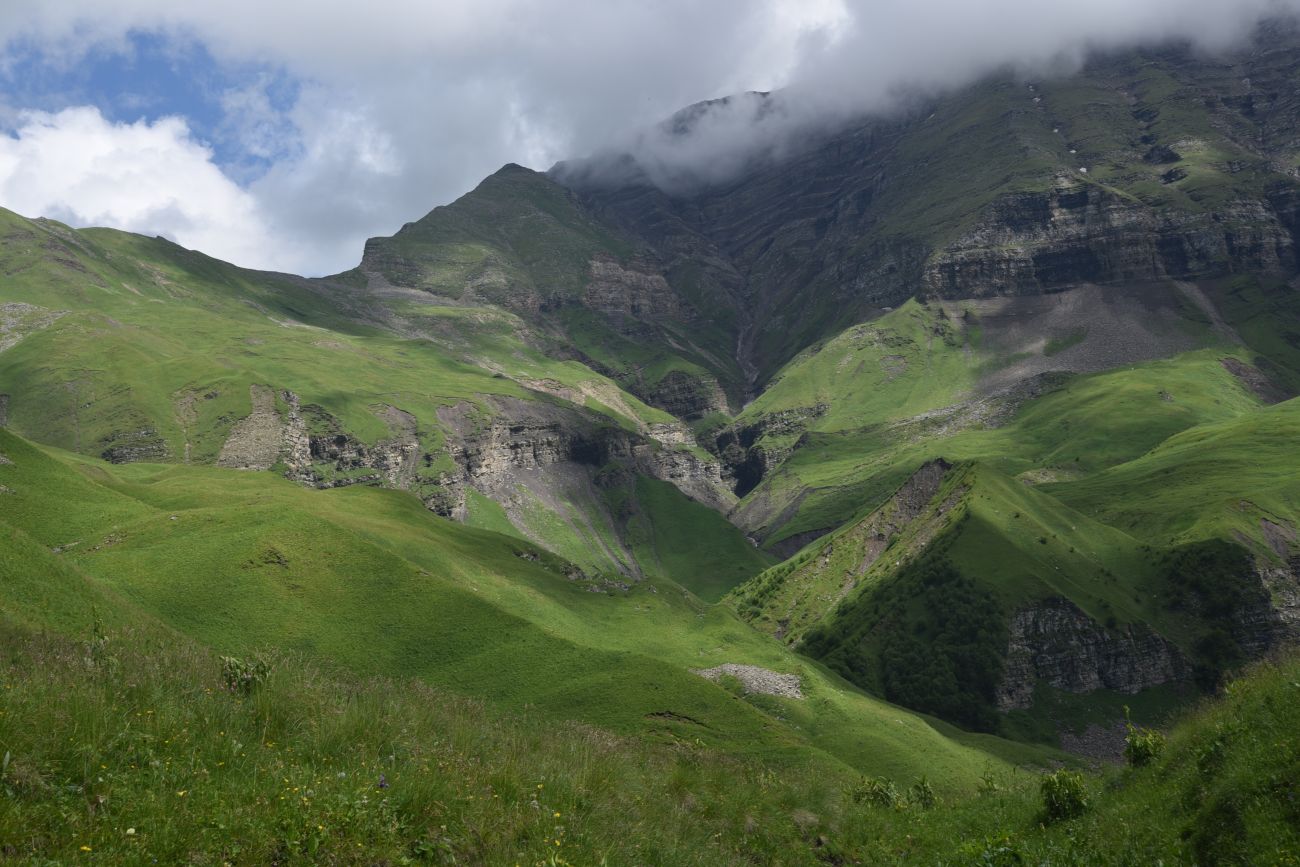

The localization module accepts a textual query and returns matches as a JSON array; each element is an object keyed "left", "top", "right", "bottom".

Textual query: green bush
[
  {"left": 1123, "top": 708, "right": 1166, "bottom": 768},
  {"left": 1038, "top": 770, "right": 1088, "bottom": 824},
  {"left": 220, "top": 654, "right": 271, "bottom": 695},
  {"left": 910, "top": 775, "right": 938, "bottom": 809},
  {"left": 850, "top": 776, "right": 901, "bottom": 809}
]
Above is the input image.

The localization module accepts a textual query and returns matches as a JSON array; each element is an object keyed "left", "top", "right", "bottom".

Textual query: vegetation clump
[
  {"left": 220, "top": 654, "right": 272, "bottom": 695},
  {"left": 1038, "top": 769, "right": 1089, "bottom": 824},
  {"left": 1123, "top": 707, "right": 1166, "bottom": 768}
]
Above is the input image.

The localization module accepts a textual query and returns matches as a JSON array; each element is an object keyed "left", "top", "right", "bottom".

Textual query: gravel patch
[{"left": 693, "top": 664, "right": 804, "bottom": 699}]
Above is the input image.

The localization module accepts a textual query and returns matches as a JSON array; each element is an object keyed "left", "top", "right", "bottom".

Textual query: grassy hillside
[
  {"left": 0, "top": 429, "right": 1047, "bottom": 789},
  {"left": 2, "top": 613, "right": 1294, "bottom": 864},
  {"left": 731, "top": 289, "right": 1261, "bottom": 547},
  {"left": 1048, "top": 397, "right": 1300, "bottom": 548},
  {"left": 0, "top": 206, "right": 754, "bottom": 583}
]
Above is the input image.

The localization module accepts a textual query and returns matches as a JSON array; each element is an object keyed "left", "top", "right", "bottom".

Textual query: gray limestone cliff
[{"left": 996, "top": 598, "right": 1190, "bottom": 711}]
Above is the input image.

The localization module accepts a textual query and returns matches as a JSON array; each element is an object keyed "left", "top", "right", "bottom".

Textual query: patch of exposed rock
[
  {"left": 922, "top": 186, "right": 1295, "bottom": 298},
  {"left": 217, "top": 385, "right": 287, "bottom": 470},
  {"left": 100, "top": 427, "right": 171, "bottom": 464},
  {"left": 437, "top": 396, "right": 731, "bottom": 512},
  {"left": 693, "top": 664, "right": 804, "bottom": 699},
  {"left": 646, "top": 370, "right": 727, "bottom": 419},
  {"left": 0, "top": 302, "right": 66, "bottom": 353},
  {"left": 1059, "top": 721, "right": 1130, "bottom": 765},
  {"left": 289, "top": 402, "right": 422, "bottom": 490},
  {"left": 996, "top": 598, "right": 1190, "bottom": 711},
  {"left": 716, "top": 404, "right": 828, "bottom": 499},
  {"left": 584, "top": 255, "right": 682, "bottom": 321},
  {"left": 1222, "top": 357, "right": 1292, "bottom": 405}
]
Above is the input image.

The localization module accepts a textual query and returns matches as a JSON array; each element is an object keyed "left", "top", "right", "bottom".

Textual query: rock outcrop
[
  {"left": 996, "top": 598, "right": 1190, "bottom": 711},
  {"left": 100, "top": 427, "right": 170, "bottom": 464},
  {"left": 583, "top": 255, "right": 682, "bottom": 321},
  {"left": 645, "top": 370, "right": 727, "bottom": 419},
  {"left": 693, "top": 664, "right": 804, "bottom": 699},
  {"left": 922, "top": 187, "right": 1295, "bottom": 298},
  {"left": 217, "top": 385, "right": 286, "bottom": 471}
]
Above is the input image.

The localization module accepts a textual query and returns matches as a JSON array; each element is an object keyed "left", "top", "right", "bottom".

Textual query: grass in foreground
[{"left": 2, "top": 622, "right": 1297, "bottom": 865}]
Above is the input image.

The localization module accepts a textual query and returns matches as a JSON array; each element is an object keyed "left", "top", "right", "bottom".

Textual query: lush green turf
[
  {"left": 619, "top": 476, "right": 775, "bottom": 602},
  {"left": 1048, "top": 397, "right": 1300, "bottom": 549},
  {"left": 0, "top": 429, "right": 1050, "bottom": 792},
  {"left": 737, "top": 292, "right": 1261, "bottom": 547},
  {"left": 1, "top": 615, "right": 1294, "bottom": 864}
]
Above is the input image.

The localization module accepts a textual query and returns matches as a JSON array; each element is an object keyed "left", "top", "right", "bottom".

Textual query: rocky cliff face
[
  {"left": 921, "top": 186, "right": 1296, "bottom": 298},
  {"left": 583, "top": 255, "right": 683, "bottom": 321},
  {"left": 436, "top": 396, "right": 732, "bottom": 513},
  {"left": 645, "top": 370, "right": 727, "bottom": 419},
  {"left": 996, "top": 598, "right": 1190, "bottom": 711}
]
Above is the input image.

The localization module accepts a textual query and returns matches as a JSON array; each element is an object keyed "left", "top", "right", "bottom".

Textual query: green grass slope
[
  {"left": 1048, "top": 396, "right": 1300, "bottom": 549},
  {"left": 0, "top": 206, "right": 752, "bottom": 583},
  {"left": 0, "top": 428, "right": 1045, "bottom": 792},
  {"left": 732, "top": 291, "right": 1260, "bottom": 548},
  {"left": 2, "top": 614, "right": 1293, "bottom": 864}
]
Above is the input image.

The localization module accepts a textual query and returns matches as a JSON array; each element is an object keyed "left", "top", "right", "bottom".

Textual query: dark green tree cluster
[{"left": 803, "top": 553, "right": 1006, "bottom": 731}]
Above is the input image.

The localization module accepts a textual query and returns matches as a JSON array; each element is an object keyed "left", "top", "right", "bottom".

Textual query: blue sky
[
  {"left": 1, "top": 31, "right": 299, "bottom": 178},
  {"left": 0, "top": 1, "right": 1290, "bottom": 276}
]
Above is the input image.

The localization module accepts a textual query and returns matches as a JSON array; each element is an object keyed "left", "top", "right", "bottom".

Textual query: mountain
[{"left": 2, "top": 18, "right": 1300, "bottom": 843}]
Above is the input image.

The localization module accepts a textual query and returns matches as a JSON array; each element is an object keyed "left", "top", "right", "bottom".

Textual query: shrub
[
  {"left": 850, "top": 776, "right": 901, "bottom": 809},
  {"left": 910, "top": 775, "right": 937, "bottom": 809},
  {"left": 1039, "top": 770, "right": 1088, "bottom": 824},
  {"left": 1123, "top": 708, "right": 1166, "bottom": 768},
  {"left": 220, "top": 654, "right": 271, "bottom": 695}
]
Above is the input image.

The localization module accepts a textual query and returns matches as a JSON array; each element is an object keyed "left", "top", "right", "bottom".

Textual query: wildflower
[
  {"left": 126, "top": 828, "right": 136, "bottom": 836},
  {"left": 80, "top": 845, "right": 92, "bottom": 851},
  {"left": 176, "top": 790, "right": 187, "bottom": 797},
  {"left": 377, "top": 774, "right": 389, "bottom": 790},
  {"left": 554, "top": 812, "right": 561, "bottom": 818}
]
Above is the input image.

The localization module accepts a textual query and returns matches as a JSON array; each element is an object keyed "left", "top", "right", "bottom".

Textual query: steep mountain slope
[{"left": 561, "top": 22, "right": 1300, "bottom": 384}]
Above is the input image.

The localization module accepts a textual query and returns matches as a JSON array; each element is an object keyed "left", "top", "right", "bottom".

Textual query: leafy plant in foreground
[
  {"left": 1122, "top": 706, "right": 1166, "bottom": 768},
  {"left": 220, "top": 654, "right": 272, "bottom": 695},
  {"left": 1038, "top": 770, "right": 1088, "bottom": 824}
]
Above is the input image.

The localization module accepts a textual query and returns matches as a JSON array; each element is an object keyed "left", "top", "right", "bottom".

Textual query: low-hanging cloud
[
  {"left": 0, "top": 0, "right": 1297, "bottom": 274},
  {"left": 572, "top": 0, "right": 1300, "bottom": 194}
]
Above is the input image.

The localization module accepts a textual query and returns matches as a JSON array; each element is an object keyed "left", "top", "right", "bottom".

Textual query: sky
[{"left": 0, "top": 1, "right": 1296, "bottom": 276}]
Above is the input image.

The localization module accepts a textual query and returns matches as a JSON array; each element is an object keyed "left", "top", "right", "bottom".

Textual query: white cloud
[
  {"left": 0, "top": 1, "right": 1296, "bottom": 275},
  {"left": 0, "top": 106, "right": 308, "bottom": 272}
]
